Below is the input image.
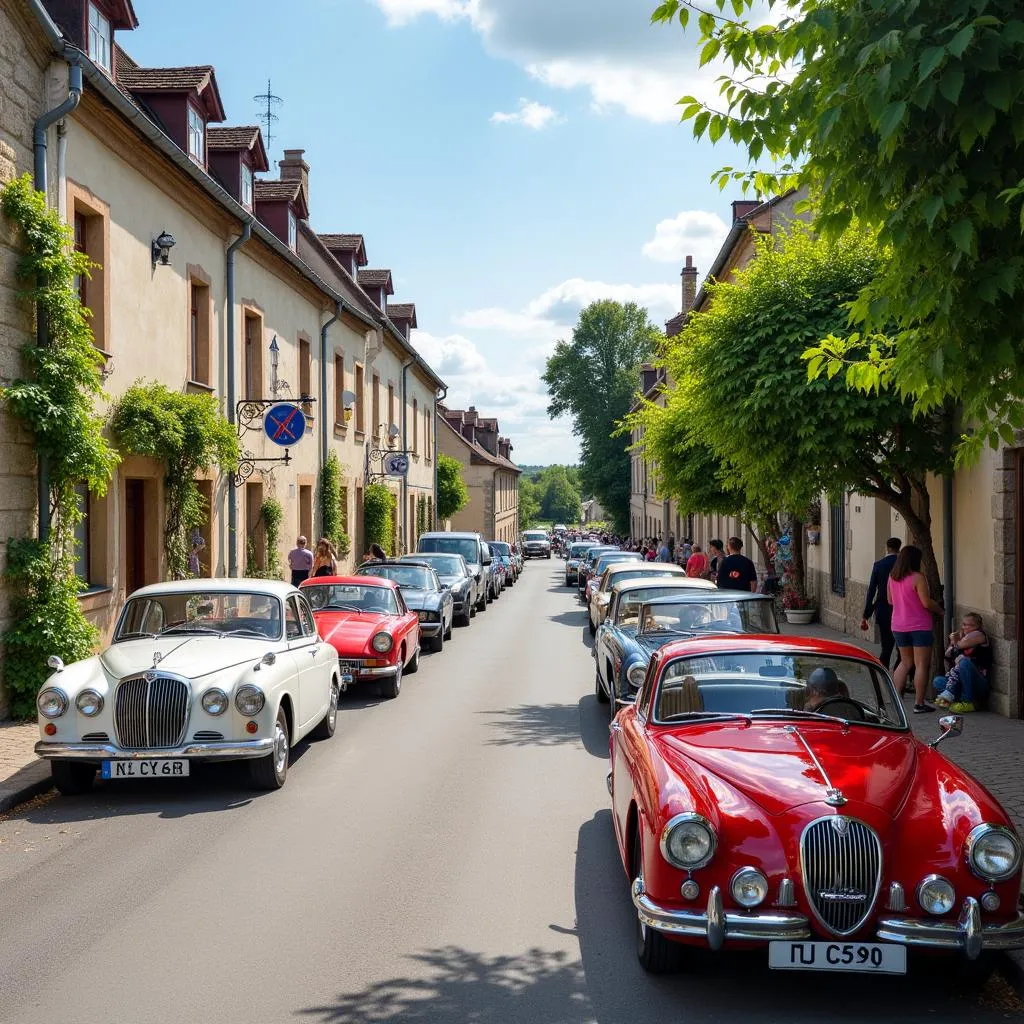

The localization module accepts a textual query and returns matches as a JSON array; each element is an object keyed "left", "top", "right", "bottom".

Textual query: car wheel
[
  {"left": 632, "top": 829, "right": 682, "bottom": 974},
  {"left": 457, "top": 608, "right": 472, "bottom": 627},
  {"left": 381, "top": 657, "right": 403, "bottom": 698},
  {"left": 310, "top": 680, "right": 339, "bottom": 741},
  {"left": 405, "top": 645, "right": 420, "bottom": 674},
  {"left": 546, "top": 552, "right": 551, "bottom": 559},
  {"left": 565, "top": 577, "right": 571, "bottom": 587},
  {"left": 249, "top": 706, "right": 290, "bottom": 790},
  {"left": 429, "top": 629, "right": 444, "bottom": 654},
  {"left": 595, "top": 668, "right": 610, "bottom": 704},
  {"left": 51, "top": 759, "right": 96, "bottom": 796},
  {"left": 444, "top": 614, "right": 453, "bottom": 640},
  {"left": 588, "top": 614, "right": 597, "bottom": 636}
]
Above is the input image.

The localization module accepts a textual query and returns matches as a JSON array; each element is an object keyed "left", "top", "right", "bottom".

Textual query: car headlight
[
  {"left": 234, "top": 685, "right": 265, "bottom": 717},
  {"left": 37, "top": 687, "right": 68, "bottom": 719},
  {"left": 966, "top": 824, "right": 1023, "bottom": 882},
  {"left": 660, "top": 813, "right": 717, "bottom": 869},
  {"left": 201, "top": 688, "right": 229, "bottom": 716},
  {"left": 75, "top": 689, "right": 104, "bottom": 717},
  {"left": 730, "top": 866, "right": 769, "bottom": 908},
  {"left": 372, "top": 632, "right": 394, "bottom": 653},
  {"left": 626, "top": 663, "right": 647, "bottom": 689},
  {"left": 917, "top": 874, "right": 956, "bottom": 915}
]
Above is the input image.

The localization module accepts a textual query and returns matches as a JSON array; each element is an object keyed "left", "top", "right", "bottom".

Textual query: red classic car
[
  {"left": 300, "top": 576, "right": 420, "bottom": 699},
  {"left": 610, "top": 634, "right": 1024, "bottom": 975}
]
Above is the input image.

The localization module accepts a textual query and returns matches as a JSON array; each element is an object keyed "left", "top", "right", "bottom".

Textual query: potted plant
[{"left": 781, "top": 569, "right": 817, "bottom": 624}]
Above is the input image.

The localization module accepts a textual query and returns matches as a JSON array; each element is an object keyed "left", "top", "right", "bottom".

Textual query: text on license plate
[
  {"left": 101, "top": 759, "right": 189, "bottom": 779},
  {"left": 768, "top": 941, "right": 906, "bottom": 974},
  {"left": 339, "top": 662, "right": 358, "bottom": 676}
]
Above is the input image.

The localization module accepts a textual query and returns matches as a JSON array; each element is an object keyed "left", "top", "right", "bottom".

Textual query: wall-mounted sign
[
  {"left": 383, "top": 453, "right": 410, "bottom": 478},
  {"left": 263, "top": 403, "right": 306, "bottom": 447}
]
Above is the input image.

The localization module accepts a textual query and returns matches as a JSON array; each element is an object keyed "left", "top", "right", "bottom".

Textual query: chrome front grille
[
  {"left": 800, "top": 816, "right": 882, "bottom": 936},
  {"left": 114, "top": 674, "right": 189, "bottom": 749}
]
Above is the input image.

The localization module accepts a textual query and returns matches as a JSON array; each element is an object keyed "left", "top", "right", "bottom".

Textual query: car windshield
[
  {"left": 588, "top": 547, "right": 617, "bottom": 567},
  {"left": 616, "top": 586, "right": 706, "bottom": 626},
  {"left": 604, "top": 568, "right": 681, "bottom": 590},
  {"left": 654, "top": 652, "right": 905, "bottom": 729},
  {"left": 595, "top": 553, "right": 643, "bottom": 575},
  {"left": 568, "top": 543, "right": 592, "bottom": 558},
  {"left": 405, "top": 554, "right": 464, "bottom": 576},
  {"left": 638, "top": 599, "right": 777, "bottom": 636},
  {"left": 359, "top": 565, "right": 435, "bottom": 591},
  {"left": 418, "top": 536, "right": 479, "bottom": 563},
  {"left": 115, "top": 591, "right": 283, "bottom": 640},
  {"left": 490, "top": 542, "right": 511, "bottom": 556},
  {"left": 304, "top": 583, "right": 399, "bottom": 614},
  {"left": 524, "top": 531, "right": 547, "bottom": 542}
]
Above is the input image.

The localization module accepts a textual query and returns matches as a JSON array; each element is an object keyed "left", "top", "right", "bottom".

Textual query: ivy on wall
[
  {"left": 416, "top": 494, "right": 427, "bottom": 540},
  {"left": 319, "top": 451, "right": 351, "bottom": 557},
  {"left": 247, "top": 495, "right": 283, "bottom": 578},
  {"left": 364, "top": 483, "right": 395, "bottom": 554}
]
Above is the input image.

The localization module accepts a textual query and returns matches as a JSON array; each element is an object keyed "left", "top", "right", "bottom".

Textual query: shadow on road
[{"left": 479, "top": 695, "right": 608, "bottom": 758}]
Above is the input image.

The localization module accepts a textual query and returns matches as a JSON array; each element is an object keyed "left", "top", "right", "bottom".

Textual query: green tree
[
  {"left": 544, "top": 301, "right": 661, "bottom": 533},
  {"left": 652, "top": 0, "right": 1024, "bottom": 457},
  {"left": 519, "top": 477, "right": 542, "bottom": 528},
  {"left": 539, "top": 466, "right": 582, "bottom": 523},
  {"left": 437, "top": 453, "right": 469, "bottom": 522}
]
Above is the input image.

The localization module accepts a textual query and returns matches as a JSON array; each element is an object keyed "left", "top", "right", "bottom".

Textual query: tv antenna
[{"left": 254, "top": 78, "right": 282, "bottom": 156}]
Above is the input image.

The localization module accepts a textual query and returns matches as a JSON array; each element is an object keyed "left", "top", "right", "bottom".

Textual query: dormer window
[
  {"left": 288, "top": 209, "right": 298, "bottom": 251},
  {"left": 187, "top": 105, "right": 205, "bottom": 163},
  {"left": 241, "top": 163, "right": 253, "bottom": 208},
  {"left": 88, "top": 3, "right": 112, "bottom": 72}
]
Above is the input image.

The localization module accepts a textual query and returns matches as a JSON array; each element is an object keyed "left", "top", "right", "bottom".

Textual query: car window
[
  {"left": 638, "top": 599, "right": 777, "bottom": 636},
  {"left": 358, "top": 565, "right": 434, "bottom": 589},
  {"left": 396, "top": 589, "right": 408, "bottom": 614},
  {"left": 616, "top": 586, "right": 696, "bottom": 626},
  {"left": 115, "top": 590, "right": 282, "bottom": 640},
  {"left": 418, "top": 536, "right": 480, "bottom": 563},
  {"left": 297, "top": 596, "right": 317, "bottom": 637},
  {"left": 286, "top": 597, "right": 303, "bottom": 640},
  {"left": 304, "top": 583, "right": 398, "bottom": 614}
]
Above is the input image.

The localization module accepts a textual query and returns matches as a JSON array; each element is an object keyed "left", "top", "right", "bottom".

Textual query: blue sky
[{"left": 127, "top": 0, "right": 745, "bottom": 464}]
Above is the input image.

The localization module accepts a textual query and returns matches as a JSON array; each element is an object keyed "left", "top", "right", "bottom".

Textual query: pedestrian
[
  {"left": 287, "top": 535, "right": 314, "bottom": 586},
  {"left": 934, "top": 613, "right": 991, "bottom": 712},
  {"left": 667, "top": 534, "right": 676, "bottom": 560},
  {"left": 680, "top": 538, "right": 693, "bottom": 568},
  {"left": 888, "top": 544, "right": 944, "bottom": 713},
  {"left": 716, "top": 537, "right": 759, "bottom": 593},
  {"left": 685, "top": 543, "right": 709, "bottom": 578},
  {"left": 312, "top": 537, "right": 339, "bottom": 578},
  {"left": 188, "top": 530, "right": 205, "bottom": 578},
  {"left": 860, "top": 537, "right": 901, "bottom": 670},
  {"left": 656, "top": 537, "right": 671, "bottom": 562},
  {"left": 708, "top": 539, "right": 725, "bottom": 583}
]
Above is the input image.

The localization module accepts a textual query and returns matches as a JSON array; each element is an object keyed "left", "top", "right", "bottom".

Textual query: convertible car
[
  {"left": 355, "top": 561, "right": 454, "bottom": 653},
  {"left": 302, "top": 575, "right": 420, "bottom": 698},
  {"left": 610, "top": 634, "right": 1024, "bottom": 974},
  {"left": 34, "top": 579, "right": 341, "bottom": 794},
  {"left": 588, "top": 562, "right": 688, "bottom": 634}
]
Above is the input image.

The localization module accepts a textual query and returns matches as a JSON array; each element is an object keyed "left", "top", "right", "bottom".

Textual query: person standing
[
  {"left": 860, "top": 537, "right": 901, "bottom": 670},
  {"left": 888, "top": 544, "right": 943, "bottom": 713},
  {"left": 311, "top": 537, "right": 339, "bottom": 578},
  {"left": 656, "top": 537, "right": 671, "bottom": 563},
  {"left": 708, "top": 539, "right": 725, "bottom": 583},
  {"left": 288, "top": 536, "right": 314, "bottom": 586},
  {"left": 685, "top": 543, "right": 709, "bottom": 578},
  {"left": 716, "top": 537, "right": 759, "bottom": 592}
]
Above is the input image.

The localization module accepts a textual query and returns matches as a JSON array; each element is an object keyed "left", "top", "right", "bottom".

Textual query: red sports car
[
  {"left": 610, "top": 634, "right": 1024, "bottom": 975},
  {"left": 300, "top": 576, "right": 420, "bottom": 699}
]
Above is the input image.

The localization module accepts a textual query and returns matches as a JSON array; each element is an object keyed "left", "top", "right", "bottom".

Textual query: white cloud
[
  {"left": 642, "top": 209, "right": 730, "bottom": 268},
  {"left": 371, "top": 0, "right": 478, "bottom": 27},
  {"left": 454, "top": 306, "right": 558, "bottom": 337},
  {"left": 527, "top": 277, "right": 678, "bottom": 322},
  {"left": 490, "top": 98, "right": 564, "bottom": 129}
]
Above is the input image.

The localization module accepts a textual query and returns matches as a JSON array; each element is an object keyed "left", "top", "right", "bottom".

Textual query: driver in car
[{"left": 804, "top": 666, "right": 850, "bottom": 711}]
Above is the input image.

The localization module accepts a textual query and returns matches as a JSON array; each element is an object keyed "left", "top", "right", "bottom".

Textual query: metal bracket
[
  {"left": 367, "top": 446, "right": 411, "bottom": 483},
  {"left": 235, "top": 397, "right": 316, "bottom": 436},
  {"left": 234, "top": 447, "right": 292, "bottom": 486}
]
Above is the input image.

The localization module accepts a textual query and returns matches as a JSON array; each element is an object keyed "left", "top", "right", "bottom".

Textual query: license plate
[
  {"left": 769, "top": 941, "right": 906, "bottom": 974},
  {"left": 101, "top": 759, "right": 189, "bottom": 779},
  {"left": 339, "top": 662, "right": 359, "bottom": 675}
]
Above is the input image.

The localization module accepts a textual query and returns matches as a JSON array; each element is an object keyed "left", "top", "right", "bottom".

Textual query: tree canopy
[
  {"left": 519, "top": 465, "right": 582, "bottom": 527},
  {"left": 652, "top": 0, "right": 1024, "bottom": 457},
  {"left": 436, "top": 453, "right": 470, "bottom": 522},
  {"left": 544, "top": 301, "right": 661, "bottom": 533}
]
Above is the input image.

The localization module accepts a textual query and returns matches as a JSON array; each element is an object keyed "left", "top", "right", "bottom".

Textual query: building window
[
  {"left": 412, "top": 399, "right": 419, "bottom": 453},
  {"left": 68, "top": 183, "right": 110, "bottom": 353},
  {"left": 88, "top": 3, "right": 111, "bottom": 73},
  {"left": 829, "top": 499, "right": 846, "bottom": 596},
  {"left": 188, "top": 275, "right": 211, "bottom": 385},
  {"left": 240, "top": 163, "right": 253, "bottom": 208},
  {"left": 187, "top": 105, "right": 205, "bottom": 164},
  {"left": 355, "top": 364, "right": 365, "bottom": 433},
  {"left": 372, "top": 374, "right": 381, "bottom": 439},
  {"left": 334, "top": 355, "right": 345, "bottom": 425},
  {"left": 73, "top": 483, "right": 92, "bottom": 589},
  {"left": 244, "top": 311, "right": 262, "bottom": 400},
  {"left": 73, "top": 213, "right": 88, "bottom": 307},
  {"left": 387, "top": 383, "right": 395, "bottom": 430},
  {"left": 298, "top": 335, "right": 311, "bottom": 400},
  {"left": 288, "top": 209, "right": 298, "bottom": 251}
]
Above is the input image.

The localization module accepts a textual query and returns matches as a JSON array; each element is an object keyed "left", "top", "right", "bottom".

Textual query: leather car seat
[{"left": 658, "top": 676, "right": 704, "bottom": 718}]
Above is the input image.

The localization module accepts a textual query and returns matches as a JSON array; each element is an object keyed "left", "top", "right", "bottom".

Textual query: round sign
[
  {"left": 263, "top": 403, "right": 307, "bottom": 447},
  {"left": 384, "top": 453, "right": 410, "bottom": 477}
]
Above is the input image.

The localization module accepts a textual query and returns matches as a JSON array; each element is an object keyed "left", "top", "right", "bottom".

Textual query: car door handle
[{"left": 309, "top": 646, "right": 319, "bottom": 656}]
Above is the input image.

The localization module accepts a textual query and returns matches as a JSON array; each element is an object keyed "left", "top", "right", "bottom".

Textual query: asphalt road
[{"left": 0, "top": 562, "right": 1021, "bottom": 1023}]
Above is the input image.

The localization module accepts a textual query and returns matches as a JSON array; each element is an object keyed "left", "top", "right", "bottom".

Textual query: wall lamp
[
  {"left": 151, "top": 230, "right": 176, "bottom": 268},
  {"left": 341, "top": 390, "right": 356, "bottom": 423}
]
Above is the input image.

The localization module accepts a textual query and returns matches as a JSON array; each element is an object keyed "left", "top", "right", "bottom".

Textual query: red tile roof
[
  {"left": 115, "top": 49, "right": 226, "bottom": 121},
  {"left": 254, "top": 179, "right": 308, "bottom": 219},
  {"left": 358, "top": 269, "right": 394, "bottom": 295},
  {"left": 207, "top": 125, "right": 260, "bottom": 149},
  {"left": 386, "top": 303, "right": 417, "bottom": 326}
]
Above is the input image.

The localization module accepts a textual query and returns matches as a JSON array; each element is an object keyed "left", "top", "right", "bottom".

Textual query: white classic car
[{"left": 34, "top": 579, "right": 341, "bottom": 794}]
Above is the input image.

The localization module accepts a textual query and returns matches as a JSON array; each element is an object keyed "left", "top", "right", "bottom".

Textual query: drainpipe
[
  {"left": 226, "top": 218, "right": 254, "bottom": 577},
  {"left": 31, "top": 58, "right": 82, "bottom": 543},
  {"left": 400, "top": 357, "right": 414, "bottom": 551},
  {"left": 943, "top": 472, "right": 955, "bottom": 640},
  {"left": 319, "top": 302, "right": 342, "bottom": 533},
  {"left": 434, "top": 385, "right": 448, "bottom": 528}
]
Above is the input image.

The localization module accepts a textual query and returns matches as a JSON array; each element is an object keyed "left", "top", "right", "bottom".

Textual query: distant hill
[{"left": 518, "top": 464, "right": 579, "bottom": 478}]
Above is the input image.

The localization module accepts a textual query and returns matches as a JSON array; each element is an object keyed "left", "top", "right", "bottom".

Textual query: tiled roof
[
  {"left": 358, "top": 269, "right": 393, "bottom": 289},
  {"left": 386, "top": 303, "right": 417, "bottom": 323},
  {"left": 255, "top": 180, "right": 302, "bottom": 202},
  {"left": 439, "top": 415, "right": 520, "bottom": 474},
  {"left": 320, "top": 234, "right": 365, "bottom": 252},
  {"left": 208, "top": 126, "right": 261, "bottom": 150},
  {"left": 118, "top": 63, "right": 214, "bottom": 93}
]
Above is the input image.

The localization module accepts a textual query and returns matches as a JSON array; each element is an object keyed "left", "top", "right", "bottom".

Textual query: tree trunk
[{"left": 790, "top": 516, "right": 807, "bottom": 598}]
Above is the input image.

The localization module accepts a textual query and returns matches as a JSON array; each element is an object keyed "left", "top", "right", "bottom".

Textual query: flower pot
[{"left": 784, "top": 608, "right": 816, "bottom": 625}]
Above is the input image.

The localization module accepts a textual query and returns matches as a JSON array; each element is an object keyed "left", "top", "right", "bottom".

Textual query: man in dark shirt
[
  {"left": 716, "top": 536, "right": 758, "bottom": 592},
  {"left": 860, "top": 537, "right": 901, "bottom": 669}
]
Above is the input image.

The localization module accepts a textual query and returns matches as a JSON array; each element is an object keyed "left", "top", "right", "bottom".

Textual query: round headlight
[
  {"left": 966, "top": 824, "right": 1023, "bottom": 882},
  {"left": 37, "top": 688, "right": 68, "bottom": 719},
  {"left": 75, "top": 689, "right": 104, "bottom": 717},
  {"left": 234, "top": 685, "right": 265, "bottom": 717},
  {"left": 917, "top": 874, "right": 956, "bottom": 915},
  {"left": 372, "top": 632, "right": 394, "bottom": 653},
  {"left": 730, "top": 866, "right": 769, "bottom": 908},
  {"left": 660, "top": 813, "right": 717, "bottom": 869},
  {"left": 627, "top": 663, "right": 647, "bottom": 689},
  {"left": 202, "top": 688, "right": 229, "bottom": 716}
]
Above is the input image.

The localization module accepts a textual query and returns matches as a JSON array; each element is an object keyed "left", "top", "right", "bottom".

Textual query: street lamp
[{"left": 151, "top": 230, "right": 175, "bottom": 268}]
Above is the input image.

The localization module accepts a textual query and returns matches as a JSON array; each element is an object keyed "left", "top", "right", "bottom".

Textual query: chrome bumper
[
  {"left": 632, "top": 879, "right": 810, "bottom": 949},
  {"left": 877, "top": 899, "right": 1024, "bottom": 958},
  {"left": 35, "top": 739, "right": 274, "bottom": 761},
  {"left": 355, "top": 665, "right": 399, "bottom": 677},
  {"left": 418, "top": 622, "right": 442, "bottom": 637}
]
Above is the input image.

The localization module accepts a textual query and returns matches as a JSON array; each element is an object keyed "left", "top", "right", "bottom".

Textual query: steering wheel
[{"left": 811, "top": 696, "right": 866, "bottom": 721}]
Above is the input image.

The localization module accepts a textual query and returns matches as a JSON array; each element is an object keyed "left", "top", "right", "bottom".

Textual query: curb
[{"left": 0, "top": 760, "right": 52, "bottom": 814}]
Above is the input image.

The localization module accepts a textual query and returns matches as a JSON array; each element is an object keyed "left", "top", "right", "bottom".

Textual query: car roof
[
  {"left": 420, "top": 531, "right": 480, "bottom": 540},
  {"left": 605, "top": 564, "right": 687, "bottom": 579},
  {"left": 653, "top": 633, "right": 879, "bottom": 662},
  {"left": 611, "top": 577, "right": 718, "bottom": 593},
  {"left": 641, "top": 591, "right": 773, "bottom": 604},
  {"left": 357, "top": 561, "right": 433, "bottom": 572},
  {"left": 300, "top": 574, "right": 398, "bottom": 590},
  {"left": 402, "top": 552, "right": 461, "bottom": 561},
  {"left": 130, "top": 577, "right": 297, "bottom": 599}
]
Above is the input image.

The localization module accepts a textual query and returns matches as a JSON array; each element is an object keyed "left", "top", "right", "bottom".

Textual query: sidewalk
[{"left": 0, "top": 720, "right": 49, "bottom": 814}]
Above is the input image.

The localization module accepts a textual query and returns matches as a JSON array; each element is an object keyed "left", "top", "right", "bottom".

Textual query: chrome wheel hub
[{"left": 273, "top": 722, "right": 288, "bottom": 776}]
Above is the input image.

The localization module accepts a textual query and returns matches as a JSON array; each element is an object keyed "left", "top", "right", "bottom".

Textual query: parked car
[
  {"left": 34, "top": 579, "right": 341, "bottom": 794},
  {"left": 522, "top": 529, "right": 552, "bottom": 559},
  {"left": 355, "top": 561, "right": 454, "bottom": 653},
  {"left": 302, "top": 575, "right": 420, "bottom": 698},
  {"left": 578, "top": 545, "right": 620, "bottom": 595},
  {"left": 510, "top": 544, "right": 524, "bottom": 574},
  {"left": 588, "top": 563, "right": 689, "bottom": 634},
  {"left": 565, "top": 541, "right": 597, "bottom": 585},
  {"left": 583, "top": 551, "right": 646, "bottom": 609},
  {"left": 417, "top": 532, "right": 493, "bottom": 613},
  {"left": 400, "top": 552, "right": 478, "bottom": 627},
  {"left": 611, "top": 633, "right": 1024, "bottom": 974},
  {"left": 488, "top": 541, "right": 518, "bottom": 585}
]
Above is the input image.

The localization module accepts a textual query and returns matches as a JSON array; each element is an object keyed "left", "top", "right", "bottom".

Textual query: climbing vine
[
  {"left": 319, "top": 451, "right": 350, "bottom": 557},
  {"left": 246, "top": 496, "right": 283, "bottom": 578},
  {"left": 364, "top": 483, "right": 395, "bottom": 554},
  {"left": 111, "top": 381, "right": 239, "bottom": 579},
  {"left": 416, "top": 494, "right": 427, "bottom": 540},
  {"left": 0, "top": 175, "right": 118, "bottom": 716}
]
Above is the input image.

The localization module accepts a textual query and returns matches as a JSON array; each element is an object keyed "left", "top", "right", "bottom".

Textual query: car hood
[
  {"left": 438, "top": 575, "right": 469, "bottom": 588},
  {"left": 655, "top": 722, "right": 918, "bottom": 817},
  {"left": 317, "top": 611, "right": 396, "bottom": 650},
  {"left": 100, "top": 636, "right": 275, "bottom": 681},
  {"left": 397, "top": 588, "right": 439, "bottom": 612}
]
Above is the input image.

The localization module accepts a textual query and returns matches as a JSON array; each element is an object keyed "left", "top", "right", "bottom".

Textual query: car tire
[
  {"left": 457, "top": 608, "right": 472, "bottom": 627},
  {"left": 633, "top": 830, "right": 682, "bottom": 974},
  {"left": 429, "top": 630, "right": 443, "bottom": 654},
  {"left": 380, "top": 657, "right": 403, "bottom": 698},
  {"left": 595, "top": 668, "right": 609, "bottom": 704},
  {"left": 405, "top": 645, "right": 420, "bottom": 674},
  {"left": 444, "top": 615, "right": 453, "bottom": 640},
  {"left": 249, "top": 706, "right": 290, "bottom": 790},
  {"left": 564, "top": 577, "right": 571, "bottom": 587},
  {"left": 309, "top": 680, "right": 339, "bottom": 741},
  {"left": 546, "top": 552, "right": 551, "bottom": 559},
  {"left": 588, "top": 614, "right": 597, "bottom": 636},
  {"left": 52, "top": 759, "right": 96, "bottom": 796}
]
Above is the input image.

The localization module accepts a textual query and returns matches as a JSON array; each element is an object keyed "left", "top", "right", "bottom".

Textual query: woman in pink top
[{"left": 887, "top": 544, "right": 943, "bottom": 713}]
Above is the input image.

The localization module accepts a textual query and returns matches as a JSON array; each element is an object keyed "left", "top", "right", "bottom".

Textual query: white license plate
[
  {"left": 101, "top": 759, "right": 189, "bottom": 779},
  {"left": 339, "top": 662, "right": 359, "bottom": 675},
  {"left": 769, "top": 941, "right": 906, "bottom": 974}
]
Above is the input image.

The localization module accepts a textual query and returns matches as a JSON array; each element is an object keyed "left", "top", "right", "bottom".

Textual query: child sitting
[{"left": 934, "top": 612, "right": 990, "bottom": 713}]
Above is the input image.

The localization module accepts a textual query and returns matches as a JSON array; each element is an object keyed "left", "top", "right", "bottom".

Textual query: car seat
[{"left": 658, "top": 676, "right": 704, "bottom": 718}]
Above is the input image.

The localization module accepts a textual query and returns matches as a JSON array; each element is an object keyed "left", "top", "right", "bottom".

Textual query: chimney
[
  {"left": 461, "top": 423, "right": 476, "bottom": 444},
  {"left": 476, "top": 421, "right": 498, "bottom": 456},
  {"left": 280, "top": 149, "right": 310, "bottom": 212},
  {"left": 681, "top": 254, "right": 698, "bottom": 313},
  {"left": 640, "top": 362, "right": 659, "bottom": 395},
  {"left": 498, "top": 438, "right": 511, "bottom": 460},
  {"left": 731, "top": 199, "right": 761, "bottom": 223},
  {"left": 464, "top": 407, "right": 479, "bottom": 426}
]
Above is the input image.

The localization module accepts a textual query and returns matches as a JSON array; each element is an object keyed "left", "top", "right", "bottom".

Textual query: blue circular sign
[{"left": 264, "top": 403, "right": 306, "bottom": 447}]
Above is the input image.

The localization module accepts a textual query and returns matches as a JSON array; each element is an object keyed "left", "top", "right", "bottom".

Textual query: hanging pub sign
[
  {"left": 263, "top": 403, "right": 307, "bottom": 447},
  {"left": 383, "top": 452, "right": 410, "bottom": 478}
]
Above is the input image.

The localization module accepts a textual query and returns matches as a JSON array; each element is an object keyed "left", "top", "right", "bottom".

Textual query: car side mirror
[
  {"left": 482, "top": 556, "right": 492, "bottom": 566},
  {"left": 929, "top": 714, "right": 963, "bottom": 749},
  {"left": 47, "top": 655, "right": 64, "bottom": 672}
]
